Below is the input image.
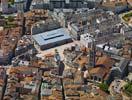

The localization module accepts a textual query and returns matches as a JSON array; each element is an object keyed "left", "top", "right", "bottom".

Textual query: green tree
[
  {"left": 124, "top": 82, "right": 132, "bottom": 96},
  {"left": 8, "top": 0, "right": 14, "bottom": 5},
  {"left": 7, "top": 16, "right": 14, "bottom": 22},
  {"left": 98, "top": 83, "right": 109, "bottom": 93}
]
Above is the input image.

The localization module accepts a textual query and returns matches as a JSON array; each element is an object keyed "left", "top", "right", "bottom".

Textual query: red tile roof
[{"left": 90, "top": 55, "right": 115, "bottom": 78}]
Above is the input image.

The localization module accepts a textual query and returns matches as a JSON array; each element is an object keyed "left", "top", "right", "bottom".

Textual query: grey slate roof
[{"left": 32, "top": 28, "right": 71, "bottom": 46}]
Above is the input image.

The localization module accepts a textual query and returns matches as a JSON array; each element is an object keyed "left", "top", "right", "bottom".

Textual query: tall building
[
  {"left": 15, "top": 0, "right": 26, "bottom": 13},
  {"left": 0, "top": 0, "right": 8, "bottom": 13},
  {"left": 89, "top": 39, "right": 96, "bottom": 67}
]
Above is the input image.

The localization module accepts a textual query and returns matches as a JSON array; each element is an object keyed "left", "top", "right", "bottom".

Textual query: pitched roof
[
  {"left": 118, "top": 58, "right": 129, "bottom": 72},
  {"left": 90, "top": 55, "right": 115, "bottom": 78},
  {"left": 96, "top": 55, "right": 115, "bottom": 68},
  {"left": 89, "top": 67, "right": 107, "bottom": 78}
]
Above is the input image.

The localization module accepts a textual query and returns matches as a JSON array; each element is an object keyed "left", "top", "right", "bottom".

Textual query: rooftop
[
  {"left": 33, "top": 28, "right": 72, "bottom": 46},
  {"left": 102, "top": 0, "right": 128, "bottom": 7},
  {"left": 90, "top": 55, "right": 115, "bottom": 78}
]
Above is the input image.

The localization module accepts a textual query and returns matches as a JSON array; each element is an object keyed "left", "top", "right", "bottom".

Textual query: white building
[
  {"left": 0, "top": 0, "right": 8, "bottom": 13},
  {"left": 80, "top": 33, "right": 94, "bottom": 48}
]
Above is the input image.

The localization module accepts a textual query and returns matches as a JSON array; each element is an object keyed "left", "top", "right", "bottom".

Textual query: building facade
[
  {"left": 15, "top": 0, "right": 27, "bottom": 13},
  {"left": 30, "top": 0, "right": 90, "bottom": 10},
  {"left": 0, "top": 0, "right": 8, "bottom": 13}
]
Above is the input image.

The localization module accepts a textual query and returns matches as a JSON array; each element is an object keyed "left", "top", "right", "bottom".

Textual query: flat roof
[{"left": 32, "top": 28, "right": 71, "bottom": 46}]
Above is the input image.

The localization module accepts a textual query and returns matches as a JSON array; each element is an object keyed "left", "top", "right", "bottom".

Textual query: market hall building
[{"left": 32, "top": 28, "right": 72, "bottom": 50}]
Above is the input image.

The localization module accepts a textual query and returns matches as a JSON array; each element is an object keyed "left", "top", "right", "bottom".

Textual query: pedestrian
[{"left": 83, "top": 70, "right": 88, "bottom": 85}]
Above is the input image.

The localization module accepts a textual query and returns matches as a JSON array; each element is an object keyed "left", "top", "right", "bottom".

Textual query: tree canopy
[
  {"left": 124, "top": 82, "right": 132, "bottom": 96},
  {"left": 98, "top": 83, "right": 109, "bottom": 93}
]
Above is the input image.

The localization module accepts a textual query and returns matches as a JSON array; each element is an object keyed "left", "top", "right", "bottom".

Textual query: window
[
  {"left": 94, "top": 76, "right": 97, "bottom": 80},
  {"left": 99, "top": 78, "right": 101, "bottom": 81}
]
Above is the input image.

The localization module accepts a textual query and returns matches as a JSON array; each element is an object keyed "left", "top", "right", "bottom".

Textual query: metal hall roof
[{"left": 32, "top": 28, "right": 71, "bottom": 46}]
